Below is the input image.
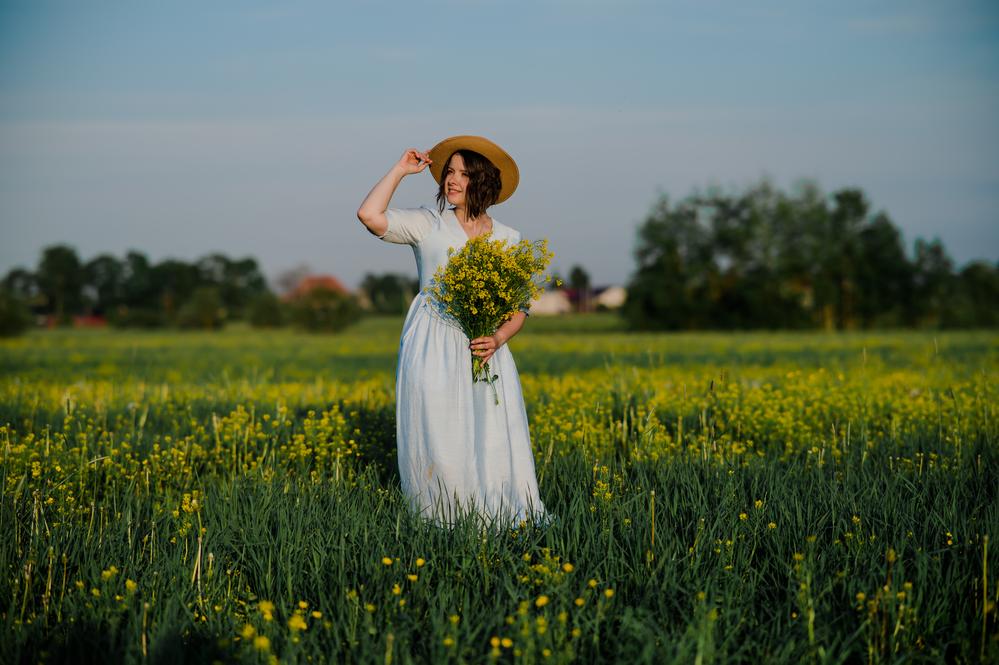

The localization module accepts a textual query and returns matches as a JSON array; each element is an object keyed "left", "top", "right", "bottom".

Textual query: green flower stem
[{"left": 471, "top": 355, "right": 500, "bottom": 405}]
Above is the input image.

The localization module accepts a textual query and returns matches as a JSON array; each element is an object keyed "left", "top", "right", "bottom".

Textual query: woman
[{"left": 356, "top": 135, "right": 552, "bottom": 530}]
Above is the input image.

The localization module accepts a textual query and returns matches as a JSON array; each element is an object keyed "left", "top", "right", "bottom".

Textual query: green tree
[
  {"left": 823, "top": 189, "right": 869, "bottom": 329},
  {"left": 910, "top": 238, "right": 954, "bottom": 327},
  {"left": 0, "top": 286, "right": 32, "bottom": 337},
  {"left": 110, "top": 250, "right": 163, "bottom": 327},
  {"left": 248, "top": 291, "right": 286, "bottom": 328},
  {"left": 360, "top": 273, "right": 419, "bottom": 315},
  {"left": 152, "top": 259, "right": 201, "bottom": 323},
  {"left": 121, "top": 250, "right": 156, "bottom": 308},
  {"left": 176, "top": 286, "right": 226, "bottom": 330},
  {"left": 196, "top": 254, "right": 268, "bottom": 319},
  {"left": 776, "top": 180, "right": 830, "bottom": 327},
  {"left": 290, "top": 286, "right": 361, "bottom": 333},
  {"left": 568, "top": 265, "right": 591, "bottom": 313},
  {"left": 82, "top": 254, "right": 125, "bottom": 316},
  {"left": 36, "top": 244, "right": 83, "bottom": 324},
  {"left": 943, "top": 260, "right": 999, "bottom": 328},
  {"left": 703, "top": 181, "right": 801, "bottom": 328},
  {"left": 2, "top": 267, "right": 38, "bottom": 302},
  {"left": 623, "top": 194, "right": 714, "bottom": 330},
  {"left": 854, "top": 213, "right": 912, "bottom": 327}
]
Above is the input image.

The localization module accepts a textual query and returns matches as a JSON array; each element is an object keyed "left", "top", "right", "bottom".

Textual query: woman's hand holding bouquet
[{"left": 426, "top": 234, "right": 555, "bottom": 405}]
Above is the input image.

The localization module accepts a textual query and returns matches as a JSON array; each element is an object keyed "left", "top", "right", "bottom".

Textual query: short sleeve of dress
[{"left": 378, "top": 206, "right": 435, "bottom": 245}]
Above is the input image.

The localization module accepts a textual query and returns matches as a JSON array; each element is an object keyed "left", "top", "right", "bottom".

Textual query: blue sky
[{"left": 1, "top": 0, "right": 997, "bottom": 289}]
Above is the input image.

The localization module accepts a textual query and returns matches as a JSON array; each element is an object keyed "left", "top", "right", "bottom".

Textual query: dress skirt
[{"left": 395, "top": 292, "right": 551, "bottom": 530}]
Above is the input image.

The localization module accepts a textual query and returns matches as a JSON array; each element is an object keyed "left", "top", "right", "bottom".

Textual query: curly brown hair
[{"left": 435, "top": 149, "right": 503, "bottom": 221}]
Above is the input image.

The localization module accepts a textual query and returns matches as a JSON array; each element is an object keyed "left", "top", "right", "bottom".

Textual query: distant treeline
[
  {"left": 1, "top": 247, "right": 274, "bottom": 329},
  {"left": 2, "top": 177, "right": 995, "bottom": 336},
  {"left": 0, "top": 246, "right": 417, "bottom": 336},
  {"left": 624, "top": 179, "right": 998, "bottom": 330}
]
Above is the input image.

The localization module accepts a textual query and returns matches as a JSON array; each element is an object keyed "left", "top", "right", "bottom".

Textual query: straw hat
[{"left": 427, "top": 135, "right": 520, "bottom": 204}]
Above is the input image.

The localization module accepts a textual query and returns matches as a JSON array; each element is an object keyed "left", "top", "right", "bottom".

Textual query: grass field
[{"left": 1, "top": 315, "right": 997, "bottom": 663}]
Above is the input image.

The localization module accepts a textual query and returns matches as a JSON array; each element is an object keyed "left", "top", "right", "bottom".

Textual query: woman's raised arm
[{"left": 356, "top": 148, "right": 432, "bottom": 237}]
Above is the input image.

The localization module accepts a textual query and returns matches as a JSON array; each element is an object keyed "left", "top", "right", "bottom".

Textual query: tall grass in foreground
[{"left": 1, "top": 323, "right": 997, "bottom": 663}]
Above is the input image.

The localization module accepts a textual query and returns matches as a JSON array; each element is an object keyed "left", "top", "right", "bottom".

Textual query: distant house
[
  {"left": 594, "top": 286, "right": 626, "bottom": 310},
  {"left": 72, "top": 314, "right": 108, "bottom": 328},
  {"left": 562, "top": 285, "right": 627, "bottom": 312},
  {"left": 282, "top": 275, "right": 350, "bottom": 302},
  {"left": 41, "top": 314, "right": 108, "bottom": 329},
  {"left": 529, "top": 290, "right": 572, "bottom": 315}
]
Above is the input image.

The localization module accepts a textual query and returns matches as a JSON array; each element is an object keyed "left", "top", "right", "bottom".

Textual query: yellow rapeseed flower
[
  {"left": 287, "top": 614, "right": 307, "bottom": 632},
  {"left": 535, "top": 595, "right": 549, "bottom": 607},
  {"left": 382, "top": 557, "right": 393, "bottom": 566},
  {"left": 253, "top": 635, "right": 270, "bottom": 651}
]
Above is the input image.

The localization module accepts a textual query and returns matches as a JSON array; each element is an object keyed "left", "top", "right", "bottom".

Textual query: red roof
[{"left": 283, "top": 275, "right": 349, "bottom": 301}]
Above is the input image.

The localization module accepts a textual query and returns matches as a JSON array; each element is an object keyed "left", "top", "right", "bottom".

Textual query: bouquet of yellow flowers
[{"left": 426, "top": 234, "right": 555, "bottom": 404}]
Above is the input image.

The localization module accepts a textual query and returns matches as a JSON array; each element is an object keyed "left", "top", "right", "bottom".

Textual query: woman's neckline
[{"left": 448, "top": 208, "right": 496, "bottom": 241}]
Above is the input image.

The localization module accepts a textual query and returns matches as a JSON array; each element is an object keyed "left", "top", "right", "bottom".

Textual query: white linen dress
[{"left": 377, "top": 204, "right": 553, "bottom": 530}]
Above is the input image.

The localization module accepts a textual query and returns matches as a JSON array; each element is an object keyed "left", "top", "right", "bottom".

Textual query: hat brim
[{"left": 428, "top": 135, "right": 519, "bottom": 204}]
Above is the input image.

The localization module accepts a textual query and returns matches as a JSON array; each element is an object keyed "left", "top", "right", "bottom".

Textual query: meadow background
[
  {"left": 2, "top": 316, "right": 997, "bottom": 663},
  {"left": 3, "top": 3, "right": 998, "bottom": 663}
]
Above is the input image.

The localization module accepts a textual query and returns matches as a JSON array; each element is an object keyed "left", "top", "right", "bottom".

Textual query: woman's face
[{"left": 443, "top": 153, "right": 469, "bottom": 208}]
